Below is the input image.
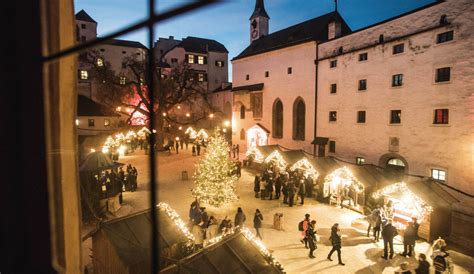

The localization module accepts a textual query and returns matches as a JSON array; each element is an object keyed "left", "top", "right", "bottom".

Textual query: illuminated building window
[
  {"left": 79, "top": 70, "right": 88, "bottom": 80},
  {"left": 187, "top": 54, "right": 195, "bottom": 64},
  {"left": 197, "top": 73, "right": 207, "bottom": 82},
  {"left": 88, "top": 119, "right": 95, "bottom": 127},
  {"left": 104, "top": 119, "right": 110, "bottom": 127},
  {"left": 431, "top": 169, "right": 446, "bottom": 182},
  {"left": 215, "top": 60, "right": 224, "bottom": 67},
  {"left": 197, "top": 56, "right": 206, "bottom": 65},
  {"left": 329, "top": 111, "right": 337, "bottom": 122},
  {"left": 390, "top": 110, "right": 401, "bottom": 124},
  {"left": 433, "top": 109, "right": 449, "bottom": 124},
  {"left": 356, "top": 157, "right": 365, "bottom": 165},
  {"left": 120, "top": 76, "right": 126, "bottom": 85},
  {"left": 96, "top": 58, "right": 104, "bottom": 67}
]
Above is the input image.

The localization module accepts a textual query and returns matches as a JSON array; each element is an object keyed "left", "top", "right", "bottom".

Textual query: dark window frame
[
  {"left": 246, "top": 74, "right": 249, "bottom": 80},
  {"left": 88, "top": 119, "right": 95, "bottom": 127},
  {"left": 435, "top": 67, "right": 451, "bottom": 83},
  {"left": 392, "top": 74, "right": 403, "bottom": 87},
  {"left": 358, "top": 79, "right": 367, "bottom": 91},
  {"left": 265, "top": 71, "right": 269, "bottom": 78},
  {"left": 329, "top": 141, "right": 336, "bottom": 153},
  {"left": 359, "top": 52, "right": 368, "bottom": 61},
  {"left": 330, "top": 60, "right": 337, "bottom": 68},
  {"left": 329, "top": 111, "right": 337, "bottom": 122},
  {"left": 293, "top": 98, "right": 305, "bottom": 140},
  {"left": 436, "top": 30, "right": 454, "bottom": 44},
  {"left": 390, "top": 110, "right": 401, "bottom": 124},
  {"left": 272, "top": 99, "right": 283, "bottom": 138},
  {"left": 330, "top": 83, "right": 337, "bottom": 94},
  {"left": 357, "top": 111, "right": 366, "bottom": 123},
  {"left": 287, "top": 67, "right": 292, "bottom": 74},
  {"left": 433, "top": 109, "right": 449, "bottom": 124}
]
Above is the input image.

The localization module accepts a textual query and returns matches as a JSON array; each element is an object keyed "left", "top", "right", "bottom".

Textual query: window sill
[
  {"left": 390, "top": 85, "right": 404, "bottom": 89},
  {"left": 391, "top": 52, "right": 406, "bottom": 57},
  {"left": 388, "top": 123, "right": 401, "bottom": 126},
  {"left": 329, "top": 92, "right": 337, "bottom": 95},
  {"left": 356, "top": 90, "right": 368, "bottom": 93},
  {"left": 431, "top": 124, "right": 450, "bottom": 127},
  {"left": 433, "top": 81, "right": 451, "bottom": 85},
  {"left": 358, "top": 60, "right": 368, "bottom": 63},
  {"left": 355, "top": 122, "right": 366, "bottom": 125},
  {"left": 329, "top": 121, "right": 337, "bottom": 123},
  {"left": 434, "top": 39, "right": 456, "bottom": 48}
]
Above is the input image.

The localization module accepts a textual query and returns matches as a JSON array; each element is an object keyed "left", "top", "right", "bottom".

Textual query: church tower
[{"left": 249, "top": 0, "right": 269, "bottom": 43}]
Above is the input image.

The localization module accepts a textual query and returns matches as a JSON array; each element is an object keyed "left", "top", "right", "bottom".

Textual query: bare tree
[{"left": 79, "top": 50, "right": 216, "bottom": 148}]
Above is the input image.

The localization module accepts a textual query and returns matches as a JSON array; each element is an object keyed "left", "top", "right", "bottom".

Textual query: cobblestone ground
[{"left": 83, "top": 148, "right": 474, "bottom": 274}]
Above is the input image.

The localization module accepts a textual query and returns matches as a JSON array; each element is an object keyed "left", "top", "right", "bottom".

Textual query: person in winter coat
[
  {"left": 305, "top": 176, "right": 313, "bottom": 198},
  {"left": 282, "top": 181, "right": 289, "bottom": 204},
  {"left": 431, "top": 244, "right": 452, "bottom": 274},
  {"left": 234, "top": 207, "right": 246, "bottom": 227},
  {"left": 415, "top": 253, "right": 430, "bottom": 274},
  {"left": 288, "top": 182, "right": 296, "bottom": 207},
  {"left": 274, "top": 174, "right": 283, "bottom": 199},
  {"left": 307, "top": 220, "right": 318, "bottom": 258},
  {"left": 327, "top": 223, "right": 345, "bottom": 265},
  {"left": 381, "top": 219, "right": 398, "bottom": 260},
  {"left": 254, "top": 175, "right": 261, "bottom": 198},
  {"left": 189, "top": 200, "right": 201, "bottom": 225},
  {"left": 206, "top": 216, "right": 219, "bottom": 240},
  {"left": 253, "top": 209, "right": 263, "bottom": 239},
  {"left": 299, "top": 179, "right": 306, "bottom": 205},
  {"left": 300, "top": 213, "right": 311, "bottom": 248},
  {"left": 402, "top": 221, "right": 417, "bottom": 257},
  {"left": 265, "top": 176, "right": 274, "bottom": 200},
  {"left": 260, "top": 178, "right": 267, "bottom": 200}
]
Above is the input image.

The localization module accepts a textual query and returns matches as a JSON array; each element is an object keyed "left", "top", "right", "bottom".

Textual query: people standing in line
[
  {"left": 260, "top": 176, "right": 267, "bottom": 200},
  {"left": 196, "top": 143, "right": 201, "bottom": 155},
  {"left": 234, "top": 207, "right": 246, "bottom": 227},
  {"left": 402, "top": 221, "right": 417, "bottom": 257},
  {"left": 327, "top": 223, "right": 345, "bottom": 265},
  {"left": 299, "top": 179, "right": 306, "bottom": 205},
  {"left": 415, "top": 253, "right": 430, "bottom": 274},
  {"left": 381, "top": 219, "right": 398, "bottom": 260},
  {"left": 253, "top": 209, "right": 263, "bottom": 239},
  {"left": 299, "top": 213, "right": 311, "bottom": 248},
  {"left": 254, "top": 175, "right": 261, "bottom": 198},
  {"left": 307, "top": 220, "right": 318, "bottom": 259},
  {"left": 266, "top": 175, "right": 274, "bottom": 200},
  {"left": 175, "top": 141, "right": 179, "bottom": 154},
  {"left": 288, "top": 182, "right": 296, "bottom": 207}
]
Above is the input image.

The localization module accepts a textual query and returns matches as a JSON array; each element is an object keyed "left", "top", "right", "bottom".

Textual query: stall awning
[
  {"left": 311, "top": 137, "right": 329, "bottom": 145},
  {"left": 232, "top": 83, "right": 264, "bottom": 92}
]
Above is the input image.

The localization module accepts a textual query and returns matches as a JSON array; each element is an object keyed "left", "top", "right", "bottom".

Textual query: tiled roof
[
  {"left": 177, "top": 36, "right": 228, "bottom": 54},
  {"left": 75, "top": 9, "right": 97, "bottom": 23},
  {"left": 102, "top": 38, "right": 148, "bottom": 49},
  {"left": 234, "top": 12, "right": 351, "bottom": 60}
]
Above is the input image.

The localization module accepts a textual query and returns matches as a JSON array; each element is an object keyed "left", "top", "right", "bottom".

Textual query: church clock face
[{"left": 252, "top": 30, "right": 258, "bottom": 39}]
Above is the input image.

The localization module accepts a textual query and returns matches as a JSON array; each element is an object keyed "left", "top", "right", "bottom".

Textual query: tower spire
[{"left": 250, "top": 0, "right": 270, "bottom": 20}]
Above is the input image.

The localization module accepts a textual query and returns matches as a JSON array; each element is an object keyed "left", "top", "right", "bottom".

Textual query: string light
[
  {"left": 290, "top": 158, "right": 320, "bottom": 179},
  {"left": 157, "top": 203, "right": 195, "bottom": 242},
  {"left": 204, "top": 226, "right": 284, "bottom": 271},
  {"left": 245, "top": 146, "right": 264, "bottom": 162},
  {"left": 264, "top": 150, "right": 287, "bottom": 171},
  {"left": 324, "top": 166, "right": 365, "bottom": 193}
]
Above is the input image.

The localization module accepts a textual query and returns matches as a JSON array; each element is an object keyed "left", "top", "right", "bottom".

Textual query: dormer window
[{"left": 96, "top": 58, "right": 104, "bottom": 67}]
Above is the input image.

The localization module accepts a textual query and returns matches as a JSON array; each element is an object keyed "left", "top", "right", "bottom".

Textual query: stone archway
[{"left": 379, "top": 153, "right": 409, "bottom": 175}]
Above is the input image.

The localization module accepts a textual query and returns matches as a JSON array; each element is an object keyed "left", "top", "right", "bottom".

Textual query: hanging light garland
[
  {"left": 157, "top": 202, "right": 195, "bottom": 242},
  {"left": 245, "top": 146, "right": 264, "bottom": 162},
  {"left": 185, "top": 127, "right": 198, "bottom": 139},
  {"left": 264, "top": 150, "right": 287, "bottom": 171},
  {"left": 324, "top": 166, "right": 365, "bottom": 193},
  {"left": 204, "top": 226, "right": 284, "bottom": 272},
  {"left": 290, "top": 158, "right": 320, "bottom": 179}
]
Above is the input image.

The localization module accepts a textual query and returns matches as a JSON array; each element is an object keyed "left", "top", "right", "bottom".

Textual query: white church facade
[{"left": 232, "top": 0, "right": 474, "bottom": 194}]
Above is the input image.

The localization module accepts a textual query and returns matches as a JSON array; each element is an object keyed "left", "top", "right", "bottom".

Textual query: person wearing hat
[{"left": 327, "top": 223, "right": 345, "bottom": 265}]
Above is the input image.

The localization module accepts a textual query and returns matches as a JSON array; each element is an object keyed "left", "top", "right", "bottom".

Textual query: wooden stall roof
[
  {"left": 348, "top": 164, "right": 396, "bottom": 189},
  {"left": 280, "top": 150, "right": 307, "bottom": 166},
  {"left": 404, "top": 178, "right": 459, "bottom": 209},
  {"left": 160, "top": 232, "right": 283, "bottom": 274},
  {"left": 255, "top": 145, "right": 283, "bottom": 159},
  {"left": 308, "top": 157, "right": 341, "bottom": 178},
  {"left": 94, "top": 207, "right": 190, "bottom": 267}
]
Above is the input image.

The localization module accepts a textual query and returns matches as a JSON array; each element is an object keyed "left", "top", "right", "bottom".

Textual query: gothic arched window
[
  {"left": 293, "top": 97, "right": 305, "bottom": 140},
  {"left": 240, "top": 105, "right": 245, "bottom": 119},
  {"left": 272, "top": 99, "right": 283, "bottom": 138}
]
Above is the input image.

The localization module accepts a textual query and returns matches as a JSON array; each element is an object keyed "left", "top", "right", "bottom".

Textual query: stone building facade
[{"left": 232, "top": 0, "right": 473, "bottom": 194}]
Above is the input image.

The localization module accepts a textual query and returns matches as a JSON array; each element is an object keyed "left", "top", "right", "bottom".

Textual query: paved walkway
[{"left": 84, "top": 148, "right": 474, "bottom": 273}]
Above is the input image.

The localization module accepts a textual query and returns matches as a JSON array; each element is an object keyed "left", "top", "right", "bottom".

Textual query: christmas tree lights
[
  {"left": 191, "top": 130, "right": 238, "bottom": 207},
  {"left": 324, "top": 166, "right": 365, "bottom": 193},
  {"left": 290, "top": 158, "right": 320, "bottom": 179}
]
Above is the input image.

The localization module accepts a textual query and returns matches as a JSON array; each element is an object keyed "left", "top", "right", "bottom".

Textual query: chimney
[
  {"left": 169, "top": 36, "right": 174, "bottom": 40},
  {"left": 328, "top": 21, "right": 341, "bottom": 40}
]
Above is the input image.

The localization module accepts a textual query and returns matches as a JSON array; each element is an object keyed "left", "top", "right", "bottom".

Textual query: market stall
[
  {"left": 290, "top": 157, "right": 320, "bottom": 180},
  {"left": 244, "top": 144, "right": 282, "bottom": 167},
  {"left": 372, "top": 179, "right": 458, "bottom": 241},
  {"left": 322, "top": 166, "right": 366, "bottom": 209}
]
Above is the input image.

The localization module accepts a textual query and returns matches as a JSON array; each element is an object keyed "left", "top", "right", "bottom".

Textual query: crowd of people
[
  {"left": 253, "top": 163, "right": 315, "bottom": 207},
  {"left": 94, "top": 164, "right": 139, "bottom": 201}
]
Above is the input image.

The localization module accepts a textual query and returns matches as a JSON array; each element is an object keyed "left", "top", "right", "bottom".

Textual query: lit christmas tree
[{"left": 192, "top": 130, "right": 238, "bottom": 207}]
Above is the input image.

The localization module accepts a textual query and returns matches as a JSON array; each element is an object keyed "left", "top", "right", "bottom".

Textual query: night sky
[{"left": 74, "top": 0, "right": 436, "bottom": 75}]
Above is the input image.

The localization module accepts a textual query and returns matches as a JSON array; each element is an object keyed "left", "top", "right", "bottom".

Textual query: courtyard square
[{"left": 85, "top": 148, "right": 474, "bottom": 274}]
